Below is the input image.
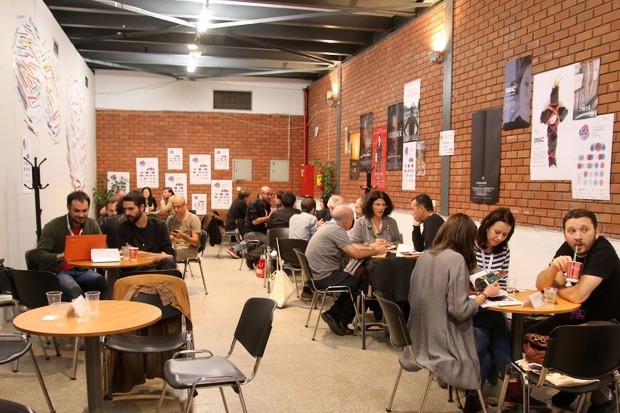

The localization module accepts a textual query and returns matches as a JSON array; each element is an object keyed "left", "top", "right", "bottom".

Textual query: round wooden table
[
  {"left": 13, "top": 301, "right": 161, "bottom": 413},
  {"left": 487, "top": 290, "right": 581, "bottom": 360}
]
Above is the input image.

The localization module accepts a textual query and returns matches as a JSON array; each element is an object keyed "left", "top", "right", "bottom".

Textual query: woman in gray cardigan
[{"left": 407, "top": 213, "right": 500, "bottom": 412}]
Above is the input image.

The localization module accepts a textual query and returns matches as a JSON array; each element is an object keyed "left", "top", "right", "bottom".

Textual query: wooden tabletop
[
  {"left": 68, "top": 256, "right": 154, "bottom": 269},
  {"left": 13, "top": 300, "right": 162, "bottom": 337},
  {"left": 487, "top": 290, "right": 581, "bottom": 315}
]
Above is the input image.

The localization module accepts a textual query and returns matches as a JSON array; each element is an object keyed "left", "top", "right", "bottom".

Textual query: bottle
[{"left": 474, "top": 271, "right": 500, "bottom": 292}]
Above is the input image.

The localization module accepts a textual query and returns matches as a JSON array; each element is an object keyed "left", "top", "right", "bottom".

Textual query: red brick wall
[
  {"left": 308, "top": 0, "right": 620, "bottom": 236},
  {"left": 96, "top": 110, "right": 304, "bottom": 211}
]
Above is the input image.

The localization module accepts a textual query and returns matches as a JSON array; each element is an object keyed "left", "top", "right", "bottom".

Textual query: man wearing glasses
[{"left": 167, "top": 196, "right": 201, "bottom": 262}]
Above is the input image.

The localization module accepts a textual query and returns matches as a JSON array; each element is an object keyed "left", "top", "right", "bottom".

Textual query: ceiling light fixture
[
  {"left": 187, "top": 57, "right": 197, "bottom": 73},
  {"left": 197, "top": 1, "right": 211, "bottom": 33}
]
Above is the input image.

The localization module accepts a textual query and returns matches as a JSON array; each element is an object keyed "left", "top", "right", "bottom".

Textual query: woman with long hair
[
  {"left": 408, "top": 213, "right": 500, "bottom": 412},
  {"left": 349, "top": 190, "right": 400, "bottom": 245},
  {"left": 142, "top": 187, "right": 158, "bottom": 213}
]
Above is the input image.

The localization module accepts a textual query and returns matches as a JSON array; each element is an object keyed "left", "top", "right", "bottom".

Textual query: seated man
[
  {"left": 305, "top": 205, "right": 388, "bottom": 336},
  {"left": 34, "top": 191, "right": 107, "bottom": 300},
  {"left": 411, "top": 193, "right": 444, "bottom": 251},
  {"left": 267, "top": 191, "right": 300, "bottom": 229},
  {"left": 289, "top": 197, "right": 318, "bottom": 240},
  {"left": 118, "top": 192, "right": 176, "bottom": 271},
  {"left": 166, "top": 196, "right": 201, "bottom": 261}
]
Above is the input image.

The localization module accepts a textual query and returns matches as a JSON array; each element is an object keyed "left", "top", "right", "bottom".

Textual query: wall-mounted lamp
[
  {"left": 428, "top": 50, "right": 444, "bottom": 64},
  {"left": 326, "top": 90, "right": 339, "bottom": 107}
]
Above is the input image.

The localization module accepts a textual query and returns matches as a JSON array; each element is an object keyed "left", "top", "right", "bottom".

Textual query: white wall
[
  {"left": 0, "top": 0, "right": 96, "bottom": 268},
  {"left": 95, "top": 70, "right": 309, "bottom": 115}
]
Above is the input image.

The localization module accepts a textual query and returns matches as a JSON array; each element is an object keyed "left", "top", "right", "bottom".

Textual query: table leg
[
  {"left": 510, "top": 314, "right": 525, "bottom": 361},
  {"left": 84, "top": 336, "right": 103, "bottom": 413},
  {"left": 105, "top": 269, "right": 119, "bottom": 299}
]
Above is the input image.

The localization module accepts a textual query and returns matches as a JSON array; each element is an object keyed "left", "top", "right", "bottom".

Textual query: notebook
[{"left": 64, "top": 234, "right": 107, "bottom": 261}]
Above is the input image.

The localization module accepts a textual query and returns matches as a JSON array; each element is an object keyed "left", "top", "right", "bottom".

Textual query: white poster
[
  {"left": 191, "top": 193, "right": 207, "bottom": 215},
  {"left": 403, "top": 79, "right": 421, "bottom": 142},
  {"left": 189, "top": 154, "right": 211, "bottom": 185},
  {"left": 107, "top": 171, "right": 130, "bottom": 192},
  {"left": 439, "top": 130, "right": 455, "bottom": 156},
  {"left": 165, "top": 173, "right": 187, "bottom": 200},
  {"left": 211, "top": 180, "right": 233, "bottom": 210},
  {"left": 571, "top": 114, "right": 613, "bottom": 200},
  {"left": 136, "top": 157, "right": 159, "bottom": 188},
  {"left": 401, "top": 141, "right": 417, "bottom": 191},
  {"left": 167, "top": 147, "right": 183, "bottom": 170},
  {"left": 21, "top": 133, "right": 33, "bottom": 193},
  {"left": 530, "top": 64, "right": 575, "bottom": 180},
  {"left": 214, "top": 148, "right": 229, "bottom": 170}
]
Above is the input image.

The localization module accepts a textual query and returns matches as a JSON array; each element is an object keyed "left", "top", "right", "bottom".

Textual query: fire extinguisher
[{"left": 316, "top": 171, "right": 324, "bottom": 191}]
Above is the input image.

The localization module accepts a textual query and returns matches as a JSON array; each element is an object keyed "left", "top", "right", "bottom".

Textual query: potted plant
[
  {"left": 92, "top": 177, "right": 128, "bottom": 214},
  {"left": 314, "top": 160, "right": 336, "bottom": 196}
]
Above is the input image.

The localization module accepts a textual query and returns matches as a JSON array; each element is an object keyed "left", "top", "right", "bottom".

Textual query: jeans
[
  {"left": 57, "top": 269, "right": 107, "bottom": 300},
  {"left": 474, "top": 310, "right": 512, "bottom": 386}
]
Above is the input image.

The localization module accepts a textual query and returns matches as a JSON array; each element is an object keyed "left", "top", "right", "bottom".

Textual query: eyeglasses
[{"left": 172, "top": 204, "right": 185, "bottom": 209}]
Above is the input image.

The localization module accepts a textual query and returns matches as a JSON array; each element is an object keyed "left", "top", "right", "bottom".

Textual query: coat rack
[
  {"left": 24, "top": 157, "right": 48, "bottom": 240},
  {"left": 360, "top": 167, "right": 376, "bottom": 194}
]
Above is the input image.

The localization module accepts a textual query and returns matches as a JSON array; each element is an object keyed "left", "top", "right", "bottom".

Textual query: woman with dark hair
[
  {"left": 142, "top": 187, "right": 157, "bottom": 213},
  {"left": 349, "top": 190, "right": 400, "bottom": 245},
  {"left": 407, "top": 213, "right": 500, "bottom": 412}
]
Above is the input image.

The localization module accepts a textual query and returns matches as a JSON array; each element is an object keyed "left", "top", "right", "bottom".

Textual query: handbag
[
  {"left": 255, "top": 255, "right": 266, "bottom": 278},
  {"left": 269, "top": 269, "right": 296, "bottom": 308},
  {"left": 522, "top": 333, "right": 549, "bottom": 364}
]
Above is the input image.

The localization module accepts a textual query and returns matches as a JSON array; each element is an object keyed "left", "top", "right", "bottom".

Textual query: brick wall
[
  {"left": 96, "top": 110, "right": 305, "bottom": 212},
  {"left": 307, "top": 0, "right": 620, "bottom": 237}
]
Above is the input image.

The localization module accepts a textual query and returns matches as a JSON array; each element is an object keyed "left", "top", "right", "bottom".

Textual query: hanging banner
[
  {"left": 502, "top": 56, "right": 532, "bottom": 130},
  {"left": 471, "top": 108, "right": 501, "bottom": 204},
  {"left": 372, "top": 126, "right": 387, "bottom": 190},
  {"left": 359, "top": 113, "right": 373, "bottom": 171},
  {"left": 403, "top": 79, "right": 421, "bottom": 142}
]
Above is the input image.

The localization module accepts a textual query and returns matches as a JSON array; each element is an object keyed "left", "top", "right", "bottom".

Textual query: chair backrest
[
  {"left": 374, "top": 291, "right": 412, "bottom": 348},
  {"left": 197, "top": 230, "right": 208, "bottom": 254},
  {"left": 543, "top": 323, "right": 620, "bottom": 379},
  {"left": 293, "top": 249, "right": 317, "bottom": 289},
  {"left": 234, "top": 297, "right": 276, "bottom": 358},
  {"left": 267, "top": 227, "right": 289, "bottom": 249},
  {"left": 276, "top": 238, "right": 308, "bottom": 266},
  {"left": 24, "top": 249, "right": 39, "bottom": 271},
  {"left": 7, "top": 269, "right": 62, "bottom": 308},
  {"left": 119, "top": 269, "right": 183, "bottom": 279},
  {"left": 0, "top": 334, "right": 31, "bottom": 365},
  {"left": 131, "top": 289, "right": 183, "bottom": 321}
]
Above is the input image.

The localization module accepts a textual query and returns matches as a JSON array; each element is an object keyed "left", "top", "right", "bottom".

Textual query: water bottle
[{"left": 474, "top": 271, "right": 500, "bottom": 292}]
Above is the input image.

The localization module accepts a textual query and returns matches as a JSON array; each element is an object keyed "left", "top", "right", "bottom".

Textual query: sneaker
[
  {"left": 227, "top": 247, "right": 241, "bottom": 259},
  {"left": 551, "top": 391, "right": 578, "bottom": 408}
]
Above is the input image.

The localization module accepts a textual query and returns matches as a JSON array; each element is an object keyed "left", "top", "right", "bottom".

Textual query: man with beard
[
  {"left": 35, "top": 191, "right": 107, "bottom": 299},
  {"left": 118, "top": 192, "right": 176, "bottom": 270}
]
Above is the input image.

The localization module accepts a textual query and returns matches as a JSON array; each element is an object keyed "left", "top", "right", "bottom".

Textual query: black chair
[
  {"left": 0, "top": 333, "right": 55, "bottom": 413},
  {"left": 275, "top": 238, "right": 308, "bottom": 298},
  {"left": 180, "top": 230, "right": 208, "bottom": 295},
  {"left": 374, "top": 291, "right": 484, "bottom": 413},
  {"left": 24, "top": 249, "right": 39, "bottom": 271},
  {"left": 264, "top": 228, "right": 288, "bottom": 292},
  {"left": 497, "top": 322, "right": 620, "bottom": 413},
  {"left": 156, "top": 297, "right": 276, "bottom": 413},
  {"left": 7, "top": 269, "right": 80, "bottom": 380},
  {"left": 0, "top": 399, "right": 36, "bottom": 413},
  {"left": 294, "top": 249, "right": 360, "bottom": 340},
  {"left": 218, "top": 224, "right": 240, "bottom": 258}
]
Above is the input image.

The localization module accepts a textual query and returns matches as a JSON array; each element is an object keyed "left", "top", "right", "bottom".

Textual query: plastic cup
[
  {"left": 129, "top": 247, "right": 139, "bottom": 260},
  {"left": 566, "top": 261, "right": 583, "bottom": 283},
  {"left": 46, "top": 291, "right": 62, "bottom": 315},
  {"left": 506, "top": 277, "right": 518, "bottom": 294},
  {"left": 121, "top": 246, "right": 130, "bottom": 260},
  {"left": 544, "top": 287, "right": 557, "bottom": 306},
  {"left": 54, "top": 303, "right": 69, "bottom": 327},
  {"left": 85, "top": 291, "right": 100, "bottom": 315}
]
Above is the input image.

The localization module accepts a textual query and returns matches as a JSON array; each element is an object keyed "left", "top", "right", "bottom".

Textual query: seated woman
[
  {"left": 142, "top": 187, "right": 158, "bottom": 213},
  {"left": 349, "top": 190, "right": 401, "bottom": 245},
  {"left": 407, "top": 213, "right": 500, "bottom": 412},
  {"left": 473, "top": 207, "right": 514, "bottom": 389}
]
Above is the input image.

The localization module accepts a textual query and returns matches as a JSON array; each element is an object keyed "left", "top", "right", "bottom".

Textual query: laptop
[{"left": 64, "top": 234, "right": 107, "bottom": 261}]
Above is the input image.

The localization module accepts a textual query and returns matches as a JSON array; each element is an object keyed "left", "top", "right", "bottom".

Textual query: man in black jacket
[{"left": 411, "top": 194, "right": 444, "bottom": 252}]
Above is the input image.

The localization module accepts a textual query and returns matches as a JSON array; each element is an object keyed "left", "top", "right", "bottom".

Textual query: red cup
[
  {"left": 129, "top": 247, "right": 138, "bottom": 260},
  {"left": 566, "top": 261, "right": 582, "bottom": 282}
]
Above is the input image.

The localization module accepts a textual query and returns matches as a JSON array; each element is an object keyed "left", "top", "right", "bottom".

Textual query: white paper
[
  {"left": 136, "top": 158, "right": 159, "bottom": 188},
  {"left": 471, "top": 290, "right": 524, "bottom": 308},
  {"left": 525, "top": 291, "right": 545, "bottom": 308},
  {"left": 189, "top": 154, "right": 211, "bottom": 184},
  {"left": 165, "top": 173, "right": 187, "bottom": 200},
  {"left": 107, "top": 171, "right": 130, "bottom": 192},
  {"left": 214, "top": 148, "right": 229, "bottom": 170},
  {"left": 191, "top": 193, "right": 207, "bottom": 215},
  {"left": 439, "top": 130, "right": 455, "bottom": 156},
  {"left": 167, "top": 147, "right": 183, "bottom": 170},
  {"left": 21, "top": 133, "right": 33, "bottom": 193},
  {"left": 211, "top": 180, "right": 233, "bottom": 210},
  {"left": 401, "top": 141, "right": 416, "bottom": 190}
]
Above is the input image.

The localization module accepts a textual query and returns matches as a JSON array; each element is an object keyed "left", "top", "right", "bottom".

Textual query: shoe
[
  {"left": 340, "top": 321, "right": 354, "bottom": 335},
  {"left": 504, "top": 382, "right": 549, "bottom": 409},
  {"left": 321, "top": 312, "right": 345, "bottom": 336},
  {"left": 463, "top": 393, "right": 483, "bottom": 413},
  {"left": 227, "top": 247, "right": 241, "bottom": 259},
  {"left": 551, "top": 391, "right": 578, "bottom": 408},
  {"left": 300, "top": 287, "right": 313, "bottom": 301}
]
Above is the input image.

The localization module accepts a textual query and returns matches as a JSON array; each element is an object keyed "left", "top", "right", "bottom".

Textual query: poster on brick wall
[
  {"left": 372, "top": 126, "right": 387, "bottom": 190},
  {"left": 214, "top": 148, "right": 229, "bottom": 170},
  {"left": 165, "top": 173, "right": 187, "bottom": 200},
  {"left": 349, "top": 131, "right": 361, "bottom": 180},
  {"left": 167, "top": 148, "right": 183, "bottom": 170},
  {"left": 359, "top": 113, "right": 373, "bottom": 171},
  {"left": 402, "top": 141, "right": 416, "bottom": 191},
  {"left": 107, "top": 171, "right": 130, "bottom": 192},
  {"left": 387, "top": 102, "right": 404, "bottom": 170},
  {"left": 503, "top": 56, "right": 532, "bottom": 131},
  {"left": 136, "top": 157, "right": 159, "bottom": 188},
  {"left": 403, "top": 79, "right": 420, "bottom": 142},
  {"left": 573, "top": 59, "right": 600, "bottom": 120},
  {"left": 211, "top": 180, "right": 232, "bottom": 210},
  {"left": 191, "top": 193, "right": 207, "bottom": 215},
  {"left": 189, "top": 154, "right": 211, "bottom": 185}
]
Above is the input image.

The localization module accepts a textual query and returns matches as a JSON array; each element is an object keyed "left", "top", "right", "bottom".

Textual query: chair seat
[
  {"left": 106, "top": 332, "right": 187, "bottom": 353},
  {"left": 0, "top": 399, "right": 36, "bottom": 413},
  {"left": 0, "top": 339, "right": 30, "bottom": 364},
  {"left": 525, "top": 369, "right": 617, "bottom": 394},
  {"left": 164, "top": 356, "right": 246, "bottom": 389}
]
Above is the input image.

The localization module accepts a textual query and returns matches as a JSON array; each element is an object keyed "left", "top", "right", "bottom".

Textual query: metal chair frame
[
  {"left": 234, "top": 219, "right": 260, "bottom": 271},
  {"left": 264, "top": 228, "right": 288, "bottom": 292},
  {"left": 275, "top": 238, "right": 308, "bottom": 298},
  {"left": 181, "top": 230, "right": 208, "bottom": 294}
]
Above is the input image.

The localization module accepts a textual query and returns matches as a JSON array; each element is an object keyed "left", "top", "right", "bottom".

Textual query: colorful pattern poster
[
  {"left": 165, "top": 173, "right": 187, "bottom": 200},
  {"left": 136, "top": 158, "right": 159, "bottom": 188},
  {"left": 189, "top": 154, "right": 211, "bottom": 185},
  {"left": 372, "top": 126, "right": 387, "bottom": 190},
  {"left": 191, "top": 194, "right": 207, "bottom": 215},
  {"left": 571, "top": 114, "right": 613, "bottom": 200},
  {"left": 403, "top": 79, "right": 421, "bottom": 142},
  {"left": 402, "top": 141, "right": 417, "bottom": 191},
  {"left": 387, "top": 102, "right": 404, "bottom": 170},
  {"left": 211, "top": 180, "right": 232, "bottom": 210},
  {"left": 167, "top": 148, "right": 183, "bottom": 170},
  {"left": 107, "top": 172, "right": 130, "bottom": 192},
  {"left": 214, "top": 148, "right": 229, "bottom": 170},
  {"left": 502, "top": 56, "right": 532, "bottom": 130},
  {"left": 359, "top": 113, "right": 373, "bottom": 171}
]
